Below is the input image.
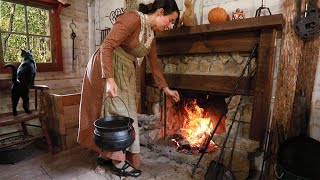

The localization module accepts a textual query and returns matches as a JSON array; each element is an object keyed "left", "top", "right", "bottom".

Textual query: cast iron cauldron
[
  {"left": 275, "top": 136, "right": 320, "bottom": 180},
  {"left": 93, "top": 97, "right": 135, "bottom": 151}
]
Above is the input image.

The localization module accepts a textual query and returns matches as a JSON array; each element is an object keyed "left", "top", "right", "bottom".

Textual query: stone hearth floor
[{"left": 0, "top": 144, "right": 206, "bottom": 180}]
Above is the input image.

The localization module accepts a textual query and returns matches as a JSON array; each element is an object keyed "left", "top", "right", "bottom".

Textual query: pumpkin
[{"left": 208, "top": 7, "right": 228, "bottom": 24}]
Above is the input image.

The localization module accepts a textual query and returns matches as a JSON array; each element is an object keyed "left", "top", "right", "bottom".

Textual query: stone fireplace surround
[{"left": 141, "top": 14, "right": 283, "bottom": 179}]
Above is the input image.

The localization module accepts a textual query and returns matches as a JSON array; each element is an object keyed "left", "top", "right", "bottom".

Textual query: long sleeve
[
  {"left": 147, "top": 39, "right": 168, "bottom": 89},
  {"left": 100, "top": 10, "right": 140, "bottom": 79}
]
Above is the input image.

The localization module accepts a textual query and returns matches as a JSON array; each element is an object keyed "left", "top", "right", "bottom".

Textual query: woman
[{"left": 78, "top": 0, "right": 180, "bottom": 177}]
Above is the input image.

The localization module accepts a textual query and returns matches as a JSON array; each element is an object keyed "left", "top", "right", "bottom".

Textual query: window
[{"left": 0, "top": 0, "right": 63, "bottom": 72}]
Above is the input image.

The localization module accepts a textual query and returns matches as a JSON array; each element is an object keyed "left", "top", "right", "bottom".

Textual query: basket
[{"left": 0, "top": 135, "right": 35, "bottom": 164}]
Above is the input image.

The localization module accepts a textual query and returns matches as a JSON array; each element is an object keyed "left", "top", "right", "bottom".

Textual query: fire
[{"left": 179, "top": 99, "right": 216, "bottom": 150}]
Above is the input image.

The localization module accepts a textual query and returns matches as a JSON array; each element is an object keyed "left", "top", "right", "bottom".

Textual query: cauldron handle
[
  {"left": 102, "top": 96, "right": 132, "bottom": 128},
  {"left": 274, "top": 164, "right": 284, "bottom": 179}
]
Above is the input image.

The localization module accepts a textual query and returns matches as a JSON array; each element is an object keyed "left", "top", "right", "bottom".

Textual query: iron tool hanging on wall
[
  {"left": 295, "top": 0, "right": 320, "bottom": 40},
  {"left": 255, "top": 0, "right": 272, "bottom": 17},
  {"left": 70, "top": 19, "right": 77, "bottom": 71}
]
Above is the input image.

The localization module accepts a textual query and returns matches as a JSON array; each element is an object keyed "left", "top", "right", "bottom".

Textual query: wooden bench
[{"left": 0, "top": 85, "right": 53, "bottom": 153}]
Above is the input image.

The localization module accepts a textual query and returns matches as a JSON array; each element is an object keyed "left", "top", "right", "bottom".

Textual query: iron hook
[{"left": 69, "top": 19, "right": 76, "bottom": 31}]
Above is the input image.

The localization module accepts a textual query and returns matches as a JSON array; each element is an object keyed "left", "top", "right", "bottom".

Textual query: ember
[{"left": 171, "top": 99, "right": 220, "bottom": 154}]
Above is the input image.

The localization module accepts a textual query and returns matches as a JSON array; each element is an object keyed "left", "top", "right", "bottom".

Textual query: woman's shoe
[
  {"left": 97, "top": 157, "right": 113, "bottom": 166},
  {"left": 126, "top": 152, "right": 141, "bottom": 169},
  {"left": 110, "top": 160, "right": 142, "bottom": 177}
]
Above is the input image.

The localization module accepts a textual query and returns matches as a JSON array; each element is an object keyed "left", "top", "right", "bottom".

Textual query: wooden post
[
  {"left": 290, "top": 34, "right": 320, "bottom": 137},
  {"left": 264, "top": 0, "right": 320, "bottom": 179},
  {"left": 250, "top": 29, "right": 277, "bottom": 142}
]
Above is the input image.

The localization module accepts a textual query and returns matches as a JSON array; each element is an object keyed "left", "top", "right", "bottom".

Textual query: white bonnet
[{"left": 139, "top": 0, "right": 155, "bottom": 5}]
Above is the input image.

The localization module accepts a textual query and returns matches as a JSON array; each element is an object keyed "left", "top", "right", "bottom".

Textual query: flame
[{"left": 180, "top": 99, "right": 215, "bottom": 149}]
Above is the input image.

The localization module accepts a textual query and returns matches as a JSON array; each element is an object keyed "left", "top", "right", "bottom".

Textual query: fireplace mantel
[
  {"left": 145, "top": 14, "right": 284, "bottom": 143},
  {"left": 155, "top": 14, "right": 283, "bottom": 56}
]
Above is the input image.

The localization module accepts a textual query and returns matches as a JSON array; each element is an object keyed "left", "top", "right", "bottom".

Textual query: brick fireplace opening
[{"left": 140, "top": 15, "right": 283, "bottom": 179}]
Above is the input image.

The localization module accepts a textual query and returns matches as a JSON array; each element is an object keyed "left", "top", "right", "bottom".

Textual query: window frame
[{"left": 0, "top": 0, "right": 64, "bottom": 73}]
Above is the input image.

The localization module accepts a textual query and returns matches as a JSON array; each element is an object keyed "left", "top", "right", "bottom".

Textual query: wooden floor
[{"left": 0, "top": 144, "right": 206, "bottom": 180}]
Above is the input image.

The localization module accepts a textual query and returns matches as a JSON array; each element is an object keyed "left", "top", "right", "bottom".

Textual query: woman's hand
[
  {"left": 163, "top": 87, "right": 180, "bottom": 102},
  {"left": 106, "top": 78, "right": 118, "bottom": 97}
]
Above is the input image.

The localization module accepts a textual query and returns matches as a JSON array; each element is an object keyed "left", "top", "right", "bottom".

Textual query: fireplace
[
  {"left": 143, "top": 52, "right": 259, "bottom": 179},
  {"left": 141, "top": 14, "right": 284, "bottom": 179}
]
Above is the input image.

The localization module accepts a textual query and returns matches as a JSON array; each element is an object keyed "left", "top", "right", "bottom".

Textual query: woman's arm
[
  {"left": 100, "top": 10, "right": 140, "bottom": 79},
  {"left": 163, "top": 87, "right": 180, "bottom": 102},
  {"left": 147, "top": 40, "right": 168, "bottom": 89},
  {"left": 100, "top": 10, "right": 140, "bottom": 96},
  {"left": 147, "top": 40, "right": 180, "bottom": 102}
]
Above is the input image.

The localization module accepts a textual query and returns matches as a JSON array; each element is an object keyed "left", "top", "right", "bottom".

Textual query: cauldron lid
[{"left": 94, "top": 116, "right": 133, "bottom": 131}]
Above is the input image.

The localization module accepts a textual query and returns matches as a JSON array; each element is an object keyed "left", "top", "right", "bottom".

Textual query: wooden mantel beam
[
  {"left": 155, "top": 14, "right": 283, "bottom": 56},
  {"left": 146, "top": 73, "right": 256, "bottom": 95},
  {"left": 156, "top": 14, "right": 284, "bottom": 39}
]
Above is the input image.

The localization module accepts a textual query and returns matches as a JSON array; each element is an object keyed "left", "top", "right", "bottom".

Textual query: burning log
[{"left": 171, "top": 133, "right": 218, "bottom": 154}]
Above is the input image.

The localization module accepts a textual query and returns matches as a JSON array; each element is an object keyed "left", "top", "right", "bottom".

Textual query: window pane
[
  {"left": 1, "top": 33, "right": 27, "bottom": 62},
  {"left": 0, "top": 2, "right": 57, "bottom": 71},
  {"left": 29, "top": 36, "right": 52, "bottom": 63},
  {"left": 1, "top": 1, "right": 26, "bottom": 33},
  {"left": 0, "top": 1, "right": 11, "bottom": 31},
  {"left": 27, "top": 6, "right": 50, "bottom": 36},
  {"left": 12, "top": 3, "right": 26, "bottom": 33}
]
